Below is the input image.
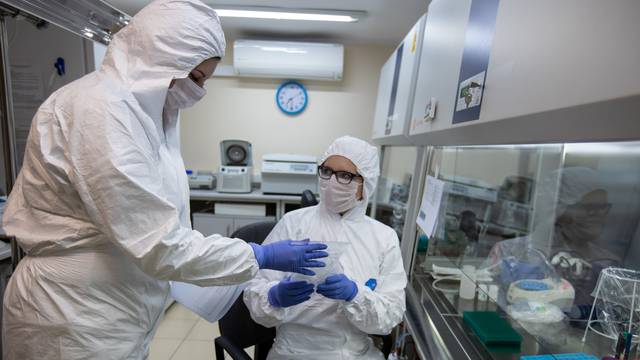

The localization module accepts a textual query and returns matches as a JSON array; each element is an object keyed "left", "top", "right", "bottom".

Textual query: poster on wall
[{"left": 452, "top": 0, "right": 500, "bottom": 124}]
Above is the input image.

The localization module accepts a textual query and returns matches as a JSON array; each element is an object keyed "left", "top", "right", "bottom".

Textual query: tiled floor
[{"left": 149, "top": 303, "right": 254, "bottom": 360}]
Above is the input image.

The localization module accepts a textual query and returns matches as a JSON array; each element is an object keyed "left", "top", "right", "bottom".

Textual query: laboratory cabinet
[
  {"left": 371, "top": 14, "right": 426, "bottom": 146},
  {"left": 405, "top": 140, "right": 640, "bottom": 359},
  {"left": 193, "top": 213, "right": 275, "bottom": 238},
  {"left": 408, "top": 0, "right": 640, "bottom": 146}
]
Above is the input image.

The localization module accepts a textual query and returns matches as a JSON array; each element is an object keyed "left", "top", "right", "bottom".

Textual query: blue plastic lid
[
  {"left": 517, "top": 280, "right": 550, "bottom": 291},
  {"left": 186, "top": 170, "right": 193, "bottom": 175}
]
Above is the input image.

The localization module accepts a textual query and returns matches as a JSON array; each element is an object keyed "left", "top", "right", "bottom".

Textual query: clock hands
[{"left": 284, "top": 92, "right": 303, "bottom": 108}]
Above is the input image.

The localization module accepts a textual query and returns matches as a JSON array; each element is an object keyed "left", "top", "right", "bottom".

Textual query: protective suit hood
[
  {"left": 100, "top": 0, "right": 225, "bottom": 134},
  {"left": 320, "top": 136, "right": 380, "bottom": 217}
]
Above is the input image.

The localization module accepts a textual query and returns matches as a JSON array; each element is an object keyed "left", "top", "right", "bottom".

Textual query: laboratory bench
[
  {"left": 189, "top": 188, "right": 307, "bottom": 238},
  {"left": 190, "top": 189, "right": 305, "bottom": 218},
  {"left": 190, "top": 189, "right": 302, "bottom": 203}
]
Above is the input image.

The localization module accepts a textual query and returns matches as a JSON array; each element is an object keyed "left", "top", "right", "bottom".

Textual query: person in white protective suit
[
  {"left": 1, "top": 1, "right": 328, "bottom": 359},
  {"left": 244, "top": 136, "right": 408, "bottom": 360}
]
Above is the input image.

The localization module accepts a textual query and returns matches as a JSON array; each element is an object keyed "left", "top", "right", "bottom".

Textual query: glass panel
[
  {"left": 411, "top": 141, "right": 640, "bottom": 359},
  {"left": 374, "top": 146, "right": 417, "bottom": 240}
]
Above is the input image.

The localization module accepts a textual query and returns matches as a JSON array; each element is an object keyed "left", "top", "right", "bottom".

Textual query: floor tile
[
  {"left": 186, "top": 319, "right": 221, "bottom": 341},
  {"left": 154, "top": 318, "right": 198, "bottom": 340},
  {"left": 148, "top": 339, "right": 182, "bottom": 360},
  {"left": 170, "top": 340, "right": 215, "bottom": 360}
]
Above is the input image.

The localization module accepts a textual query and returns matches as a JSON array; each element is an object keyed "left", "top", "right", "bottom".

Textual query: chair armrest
[{"left": 214, "top": 336, "right": 252, "bottom": 360}]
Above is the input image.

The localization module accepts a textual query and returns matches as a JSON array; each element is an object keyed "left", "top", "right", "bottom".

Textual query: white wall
[{"left": 180, "top": 41, "right": 392, "bottom": 174}]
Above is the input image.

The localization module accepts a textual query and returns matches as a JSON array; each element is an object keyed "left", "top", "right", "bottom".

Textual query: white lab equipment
[
  {"left": 506, "top": 278, "right": 575, "bottom": 311},
  {"left": 507, "top": 301, "right": 567, "bottom": 343},
  {"left": 459, "top": 265, "right": 477, "bottom": 300},
  {"left": 261, "top": 154, "right": 318, "bottom": 195},
  {"left": 218, "top": 140, "right": 253, "bottom": 193},
  {"left": 188, "top": 170, "right": 215, "bottom": 190}
]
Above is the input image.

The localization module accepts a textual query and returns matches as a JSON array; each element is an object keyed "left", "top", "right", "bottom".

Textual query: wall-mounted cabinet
[
  {"left": 409, "top": 0, "right": 471, "bottom": 139},
  {"left": 408, "top": 0, "right": 640, "bottom": 147},
  {"left": 371, "top": 14, "right": 426, "bottom": 146}
]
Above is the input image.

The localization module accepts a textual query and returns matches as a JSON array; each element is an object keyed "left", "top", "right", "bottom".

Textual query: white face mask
[
  {"left": 165, "top": 77, "right": 206, "bottom": 109},
  {"left": 319, "top": 177, "right": 360, "bottom": 214}
]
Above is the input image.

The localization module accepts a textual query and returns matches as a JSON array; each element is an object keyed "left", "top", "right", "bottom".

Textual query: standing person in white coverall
[
  {"left": 244, "top": 136, "right": 408, "bottom": 360},
  {"left": 1, "top": 1, "right": 329, "bottom": 359}
]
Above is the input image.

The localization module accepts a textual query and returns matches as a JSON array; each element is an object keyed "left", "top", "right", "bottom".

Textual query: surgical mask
[
  {"left": 165, "top": 77, "right": 206, "bottom": 109},
  {"left": 319, "top": 177, "right": 359, "bottom": 214}
]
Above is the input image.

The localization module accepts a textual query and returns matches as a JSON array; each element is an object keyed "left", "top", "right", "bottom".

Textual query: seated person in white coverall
[{"left": 244, "top": 136, "right": 408, "bottom": 360}]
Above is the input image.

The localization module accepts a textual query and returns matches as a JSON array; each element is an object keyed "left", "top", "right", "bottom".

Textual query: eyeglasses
[{"left": 318, "top": 165, "right": 363, "bottom": 185}]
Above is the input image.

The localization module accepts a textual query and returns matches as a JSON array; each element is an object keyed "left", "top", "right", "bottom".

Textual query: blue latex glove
[
  {"left": 250, "top": 239, "right": 328, "bottom": 276},
  {"left": 316, "top": 274, "right": 358, "bottom": 302},
  {"left": 268, "top": 278, "right": 315, "bottom": 308}
]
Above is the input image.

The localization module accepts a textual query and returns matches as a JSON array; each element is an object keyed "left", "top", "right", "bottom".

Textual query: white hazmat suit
[
  {"left": 244, "top": 137, "right": 408, "bottom": 360},
  {"left": 2, "top": 1, "right": 260, "bottom": 359}
]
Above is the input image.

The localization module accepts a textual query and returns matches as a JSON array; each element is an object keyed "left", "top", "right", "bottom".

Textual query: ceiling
[{"left": 104, "top": 0, "right": 428, "bottom": 45}]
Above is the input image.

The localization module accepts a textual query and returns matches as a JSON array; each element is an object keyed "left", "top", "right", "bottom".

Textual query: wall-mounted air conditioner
[{"left": 233, "top": 40, "right": 344, "bottom": 81}]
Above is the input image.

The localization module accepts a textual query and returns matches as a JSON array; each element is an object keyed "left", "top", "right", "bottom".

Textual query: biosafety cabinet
[
  {"left": 371, "top": 14, "right": 426, "bottom": 146},
  {"left": 375, "top": 1, "right": 640, "bottom": 359}
]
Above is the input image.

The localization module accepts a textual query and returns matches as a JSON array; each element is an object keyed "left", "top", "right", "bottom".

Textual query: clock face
[{"left": 276, "top": 81, "right": 308, "bottom": 115}]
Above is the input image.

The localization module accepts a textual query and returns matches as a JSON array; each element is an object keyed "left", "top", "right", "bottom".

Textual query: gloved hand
[
  {"left": 250, "top": 239, "right": 328, "bottom": 276},
  {"left": 316, "top": 274, "right": 358, "bottom": 302},
  {"left": 268, "top": 278, "right": 315, "bottom": 308}
]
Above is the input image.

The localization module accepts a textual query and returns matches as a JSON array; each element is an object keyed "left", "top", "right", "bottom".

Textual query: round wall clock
[{"left": 276, "top": 81, "right": 308, "bottom": 115}]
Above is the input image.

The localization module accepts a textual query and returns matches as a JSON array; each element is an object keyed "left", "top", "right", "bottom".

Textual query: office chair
[
  {"left": 0, "top": 235, "right": 21, "bottom": 272},
  {"left": 214, "top": 220, "right": 277, "bottom": 360},
  {"left": 213, "top": 190, "right": 318, "bottom": 360},
  {"left": 301, "top": 189, "right": 318, "bottom": 207}
]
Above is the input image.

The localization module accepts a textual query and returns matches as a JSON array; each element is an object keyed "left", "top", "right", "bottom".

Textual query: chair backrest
[
  {"left": 301, "top": 190, "right": 318, "bottom": 208},
  {"left": 0, "top": 235, "right": 21, "bottom": 271},
  {"left": 219, "top": 221, "right": 277, "bottom": 349}
]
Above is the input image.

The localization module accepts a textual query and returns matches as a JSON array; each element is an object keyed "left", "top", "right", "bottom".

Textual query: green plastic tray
[{"left": 463, "top": 311, "right": 523, "bottom": 347}]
